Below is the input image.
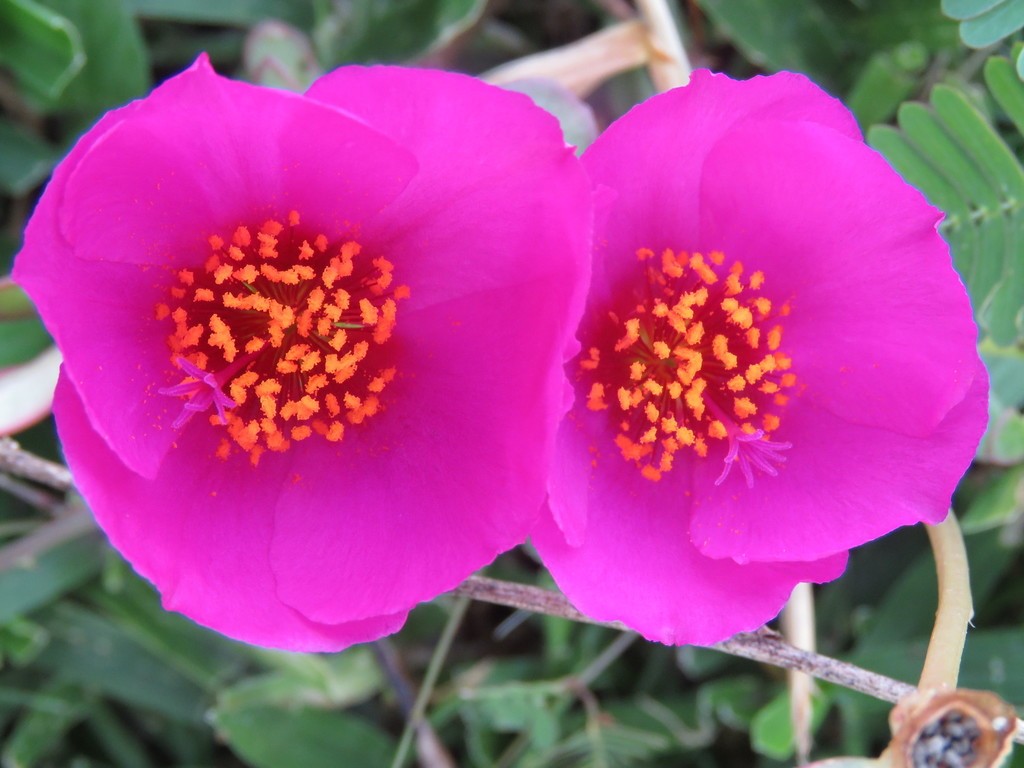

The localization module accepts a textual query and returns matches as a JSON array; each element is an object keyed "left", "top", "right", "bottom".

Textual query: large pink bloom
[
  {"left": 532, "top": 70, "right": 988, "bottom": 646},
  {"left": 14, "top": 57, "right": 591, "bottom": 650}
]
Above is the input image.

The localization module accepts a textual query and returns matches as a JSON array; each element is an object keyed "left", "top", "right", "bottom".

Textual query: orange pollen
[
  {"left": 157, "top": 211, "right": 409, "bottom": 463},
  {"left": 579, "top": 247, "right": 797, "bottom": 483}
]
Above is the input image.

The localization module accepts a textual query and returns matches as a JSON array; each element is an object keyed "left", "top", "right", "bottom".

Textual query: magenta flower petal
[
  {"left": 690, "top": 363, "right": 989, "bottom": 563},
  {"left": 54, "top": 376, "right": 407, "bottom": 650},
  {"left": 14, "top": 55, "right": 417, "bottom": 479},
  {"left": 17, "top": 61, "right": 590, "bottom": 649},
  {"left": 306, "top": 66, "right": 592, "bottom": 316},
  {"left": 695, "top": 121, "right": 979, "bottom": 436},
  {"left": 266, "top": 67, "right": 593, "bottom": 623},
  {"left": 579, "top": 70, "right": 860, "bottom": 308},
  {"left": 535, "top": 70, "right": 986, "bottom": 645},
  {"left": 534, "top": 414, "right": 847, "bottom": 645}
]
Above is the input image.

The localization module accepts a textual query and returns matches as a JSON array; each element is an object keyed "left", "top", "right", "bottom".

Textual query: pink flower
[
  {"left": 532, "top": 71, "right": 988, "bottom": 646},
  {"left": 14, "top": 57, "right": 591, "bottom": 650}
]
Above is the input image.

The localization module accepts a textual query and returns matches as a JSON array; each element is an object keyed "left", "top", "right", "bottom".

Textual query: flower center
[
  {"left": 155, "top": 210, "right": 408, "bottom": 466},
  {"left": 581, "top": 247, "right": 796, "bottom": 484}
]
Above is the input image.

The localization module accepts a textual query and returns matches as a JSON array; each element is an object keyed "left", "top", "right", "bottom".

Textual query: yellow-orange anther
[
  {"left": 686, "top": 379, "right": 707, "bottom": 419},
  {"left": 689, "top": 253, "right": 718, "bottom": 284},
  {"left": 578, "top": 246, "right": 797, "bottom": 481},
  {"left": 615, "top": 318, "right": 641, "bottom": 351},
  {"left": 734, "top": 397, "right": 757, "bottom": 419},
  {"left": 712, "top": 335, "right": 738, "bottom": 369},
  {"left": 159, "top": 213, "right": 407, "bottom": 463},
  {"left": 587, "top": 383, "right": 608, "bottom": 411}
]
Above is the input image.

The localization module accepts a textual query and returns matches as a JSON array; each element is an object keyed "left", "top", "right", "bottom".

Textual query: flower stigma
[
  {"left": 156, "top": 210, "right": 408, "bottom": 466},
  {"left": 581, "top": 248, "right": 796, "bottom": 486}
]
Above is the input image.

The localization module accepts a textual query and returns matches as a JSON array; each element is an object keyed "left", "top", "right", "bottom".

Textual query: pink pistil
[
  {"left": 714, "top": 429, "right": 792, "bottom": 488},
  {"left": 158, "top": 356, "right": 237, "bottom": 429}
]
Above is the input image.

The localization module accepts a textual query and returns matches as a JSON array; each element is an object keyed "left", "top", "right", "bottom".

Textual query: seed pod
[{"left": 888, "top": 689, "right": 1016, "bottom": 768}]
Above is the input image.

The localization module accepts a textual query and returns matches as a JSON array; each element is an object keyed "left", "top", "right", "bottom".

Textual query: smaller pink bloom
[
  {"left": 533, "top": 70, "right": 988, "bottom": 646},
  {"left": 15, "top": 57, "right": 591, "bottom": 650}
]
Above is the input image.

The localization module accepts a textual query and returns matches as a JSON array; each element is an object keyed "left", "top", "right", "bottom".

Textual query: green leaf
[
  {"left": 0, "top": 617, "right": 50, "bottom": 667},
  {"left": 870, "top": 55, "right": 1024, "bottom": 345},
  {"left": 867, "top": 125, "right": 968, "bottom": 215},
  {"left": 85, "top": 573, "right": 245, "bottom": 691},
  {"left": 124, "top": 0, "right": 313, "bottom": 27},
  {"left": 0, "top": 120, "right": 56, "bottom": 196},
  {"left": 36, "top": 603, "right": 211, "bottom": 723},
  {"left": 318, "top": 0, "right": 487, "bottom": 65},
  {"left": 0, "top": 234, "right": 19, "bottom": 275},
  {"left": 41, "top": 0, "right": 150, "bottom": 113},
  {"left": 986, "top": 53, "right": 1024, "bottom": 134},
  {"left": 750, "top": 688, "right": 831, "bottom": 760},
  {"left": 605, "top": 694, "right": 717, "bottom": 750},
  {"left": 943, "top": 0, "right": 1005, "bottom": 20},
  {"left": 460, "top": 679, "right": 567, "bottom": 737},
  {"left": 212, "top": 705, "right": 394, "bottom": 768},
  {"left": 981, "top": 340, "right": 1024, "bottom": 406},
  {"left": 855, "top": 527, "right": 1016, "bottom": 649},
  {"left": 846, "top": 44, "right": 928, "bottom": 128},
  {"left": 217, "top": 646, "right": 383, "bottom": 711},
  {"left": 959, "top": 0, "right": 1024, "bottom": 48},
  {"left": 698, "top": 0, "right": 956, "bottom": 92},
  {"left": 0, "top": 316, "right": 52, "bottom": 368},
  {"left": 0, "top": 0, "right": 84, "bottom": 100},
  {"left": 84, "top": 701, "right": 156, "bottom": 768},
  {"left": 931, "top": 85, "right": 1024, "bottom": 201},
  {"left": 0, "top": 680, "right": 90, "bottom": 768},
  {"left": 695, "top": 0, "right": 844, "bottom": 89},
  {"left": 856, "top": 628, "right": 1024, "bottom": 703},
  {"left": 979, "top": 394, "right": 1024, "bottom": 464},
  {"left": 527, "top": 719, "right": 675, "bottom": 766},
  {"left": 961, "top": 465, "right": 1024, "bottom": 532},
  {"left": 0, "top": 536, "right": 102, "bottom": 625}
]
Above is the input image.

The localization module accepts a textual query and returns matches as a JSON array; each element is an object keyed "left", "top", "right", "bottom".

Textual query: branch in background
[
  {"left": 4, "top": 441, "right": 1021, "bottom": 745},
  {"left": 455, "top": 576, "right": 914, "bottom": 702},
  {"left": 0, "top": 437, "right": 74, "bottom": 493},
  {"left": 0, "top": 471, "right": 64, "bottom": 512},
  {"left": 455, "top": 574, "right": 625, "bottom": 629},
  {"left": 454, "top": 575, "right": 1024, "bottom": 746},
  {"left": 456, "top": 577, "right": 1024, "bottom": 746}
]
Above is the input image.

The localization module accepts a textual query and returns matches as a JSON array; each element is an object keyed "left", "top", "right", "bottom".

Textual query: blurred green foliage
[{"left": 1, "top": 1, "right": 1023, "bottom": 766}]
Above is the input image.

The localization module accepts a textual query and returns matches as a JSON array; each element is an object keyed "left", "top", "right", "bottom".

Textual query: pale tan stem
[
  {"left": 783, "top": 582, "right": 817, "bottom": 764},
  {"left": 483, "top": 20, "right": 649, "bottom": 97},
  {"left": 635, "top": 0, "right": 692, "bottom": 90},
  {"left": 918, "top": 512, "right": 973, "bottom": 691}
]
